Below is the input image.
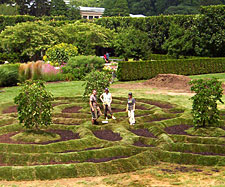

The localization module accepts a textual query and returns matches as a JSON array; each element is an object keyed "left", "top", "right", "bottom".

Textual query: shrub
[
  {"left": 0, "top": 52, "right": 20, "bottom": 64},
  {"left": 189, "top": 78, "right": 224, "bottom": 128},
  {"left": 14, "top": 80, "right": 53, "bottom": 130},
  {"left": 117, "top": 58, "right": 225, "bottom": 81},
  {"left": 62, "top": 56, "right": 105, "bottom": 80},
  {"left": 45, "top": 43, "right": 78, "bottom": 65},
  {"left": 0, "top": 64, "right": 20, "bottom": 87},
  {"left": 83, "top": 71, "right": 111, "bottom": 99}
]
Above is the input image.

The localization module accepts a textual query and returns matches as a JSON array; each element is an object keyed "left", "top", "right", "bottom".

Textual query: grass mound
[{"left": 10, "top": 130, "right": 61, "bottom": 143}]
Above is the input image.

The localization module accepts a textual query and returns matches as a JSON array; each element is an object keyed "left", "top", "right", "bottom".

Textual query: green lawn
[
  {"left": 1, "top": 79, "right": 225, "bottom": 111},
  {"left": 189, "top": 73, "right": 225, "bottom": 82}
]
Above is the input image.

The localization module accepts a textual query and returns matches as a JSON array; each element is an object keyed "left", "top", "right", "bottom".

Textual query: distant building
[
  {"left": 129, "top": 14, "right": 146, "bottom": 17},
  {"left": 80, "top": 7, "right": 105, "bottom": 19}
]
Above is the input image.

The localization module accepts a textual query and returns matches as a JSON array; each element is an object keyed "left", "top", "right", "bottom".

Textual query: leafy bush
[
  {"left": 83, "top": 71, "right": 111, "bottom": 99},
  {"left": 0, "top": 52, "right": 20, "bottom": 64},
  {"left": 0, "top": 64, "right": 20, "bottom": 87},
  {"left": 117, "top": 58, "right": 225, "bottom": 81},
  {"left": 62, "top": 55, "right": 105, "bottom": 80},
  {"left": 113, "top": 27, "right": 151, "bottom": 60},
  {"left": 45, "top": 43, "right": 78, "bottom": 65},
  {"left": 190, "top": 78, "right": 224, "bottom": 128},
  {"left": 14, "top": 80, "right": 53, "bottom": 130}
]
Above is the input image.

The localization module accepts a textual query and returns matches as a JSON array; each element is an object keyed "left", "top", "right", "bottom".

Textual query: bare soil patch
[
  {"left": 164, "top": 124, "right": 191, "bottom": 135},
  {"left": 62, "top": 106, "right": 82, "bottom": 113},
  {"left": 0, "top": 129, "right": 79, "bottom": 144},
  {"left": 93, "top": 130, "right": 122, "bottom": 141},
  {"left": 130, "top": 129, "right": 156, "bottom": 138},
  {"left": 133, "top": 141, "right": 154, "bottom": 147},
  {"left": 86, "top": 156, "right": 128, "bottom": 163},
  {"left": 2, "top": 105, "right": 17, "bottom": 114}
]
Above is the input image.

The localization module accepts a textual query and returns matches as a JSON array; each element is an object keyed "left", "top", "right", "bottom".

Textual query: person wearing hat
[
  {"left": 100, "top": 88, "right": 116, "bottom": 121},
  {"left": 126, "top": 92, "right": 135, "bottom": 125}
]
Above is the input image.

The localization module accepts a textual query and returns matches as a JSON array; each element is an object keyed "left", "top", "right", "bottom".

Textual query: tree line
[{"left": 1, "top": 0, "right": 225, "bottom": 17}]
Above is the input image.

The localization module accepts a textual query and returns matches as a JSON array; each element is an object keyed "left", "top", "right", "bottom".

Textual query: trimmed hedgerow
[{"left": 117, "top": 58, "right": 225, "bottom": 81}]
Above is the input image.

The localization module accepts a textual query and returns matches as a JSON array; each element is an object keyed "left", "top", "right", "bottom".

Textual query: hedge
[{"left": 117, "top": 58, "right": 225, "bottom": 81}]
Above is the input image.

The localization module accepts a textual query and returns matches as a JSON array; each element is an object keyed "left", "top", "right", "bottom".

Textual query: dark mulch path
[
  {"left": 93, "top": 130, "right": 122, "bottom": 141},
  {"left": 58, "top": 147, "right": 103, "bottom": 153},
  {"left": 0, "top": 129, "right": 79, "bottom": 144},
  {"left": 164, "top": 124, "right": 191, "bottom": 135},
  {"left": 140, "top": 100, "right": 173, "bottom": 109},
  {"left": 130, "top": 129, "right": 156, "bottom": 138},
  {"left": 52, "top": 103, "right": 68, "bottom": 107},
  {"left": 133, "top": 141, "right": 154, "bottom": 147},
  {"left": 62, "top": 106, "right": 82, "bottom": 113},
  {"left": 111, "top": 108, "right": 125, "bottom": 113},
  {"left": 135, "top": 114, "right": 150, "bottom": 117},
  {"left": 2, "top": 106, "right": 17, "bottom": 114},
  {"left": 183, "top": 151, "right": 225, "bottom": 157},
  {"left": 86, "top": 156, "right": 127, "bottom": 163},
  {"left": 146, "top": 117, "right": 171, "bottom": 123},
  {"left": 55, "top": 122, "right": 80, "bottom": 126},
  {"left": 161, "top": 166, "right": 203, "bottom": 173},
  {"left": 135, "top": 105, "right": 147, "bottom": 110}
]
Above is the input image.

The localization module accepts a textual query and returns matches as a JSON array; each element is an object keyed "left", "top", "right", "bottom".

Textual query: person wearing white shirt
[{"left": 100, "top": 88, "right": 116, "bottom": 121}]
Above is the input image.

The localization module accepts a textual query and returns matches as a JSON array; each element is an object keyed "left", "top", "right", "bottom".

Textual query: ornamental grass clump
[
  {"left": 14, "top": 80, "right": 53, "bottom": 130},
  {"left": 190, "top": 78, "right": 224, "bottom": 128}
]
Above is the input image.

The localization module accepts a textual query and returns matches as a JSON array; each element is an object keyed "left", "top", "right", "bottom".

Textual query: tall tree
[
  {"left": 104, "top": 0, "right": 129, "bottom": 16},
  {"left": 50, "top": 0, "right": 67, "bottom": 16}
]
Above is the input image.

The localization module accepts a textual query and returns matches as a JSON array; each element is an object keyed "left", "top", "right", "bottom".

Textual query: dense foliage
[
  {"left": 190, "top": 78, "right": 224, "bottom": 128},
  {"left": 113, "top": 27, "right": 151, "bottom": 60},
  {"left": 117, "top": 58, "right": 225, "bottom": 81},
  {"left": 83, "top": 71, "right": 111, "bottom": 99},
  {"left": 45, "top": 43, "right": 78, "bottom": 66},
  {"left": 14, "top": 80, "right": 53, "bottom": 130},
  {"left": 62, "top": 55, "right": 105, "bottom": 80},
  {"left": 0, "top": 22, "right": 64, "bottom": 61},
  {"left": 0, "top": 63, "right": 20, "bottom": 87},
  {"left": 62, "top": 22, "right": 113, "bottom": 55}
]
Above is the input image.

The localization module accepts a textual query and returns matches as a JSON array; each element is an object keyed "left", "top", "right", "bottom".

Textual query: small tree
[
  {"left": 14, "top": 80, "right": 53, "bottom": 130},
  {"left": 190, "top": 78, "right": 224, "bottom": 128},
  {"left": 83, "top": 71, "right": 111, "bottom": 99}
]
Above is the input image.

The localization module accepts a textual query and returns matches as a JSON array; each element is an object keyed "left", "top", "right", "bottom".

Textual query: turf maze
[{"left": 0, "top": 97, "right": 225, "bottom": 180}]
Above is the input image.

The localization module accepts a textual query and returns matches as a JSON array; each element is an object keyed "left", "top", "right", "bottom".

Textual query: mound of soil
[
  {"left": 144, "top": 74, "right": 192, "bottom": 92},
  {"left": 2, "top": 106, "right": 17, "bottom": 114},
  {"left": 183, "top": 151, "right": 225, "bottom": 157},
  {"left": 111, "top": 108, "right": 125, "bottom": 113},
  {"left": 130, "top": 129, "right": 156, "bottom": 138},
  {"left": 133, "top": 141, "right": 154, "bottom": 147},
  {"left": 164, "top": 125, "right": 191, "bottom": 135},
  {"left": 93, "top": 130, "right": 122, "bottom": 141},
  {"left": 0, "top": 129, "right": 79, "bottom": 144},
  {"left": 62, "top": 106, "right": 82, "bottom": 113}
]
